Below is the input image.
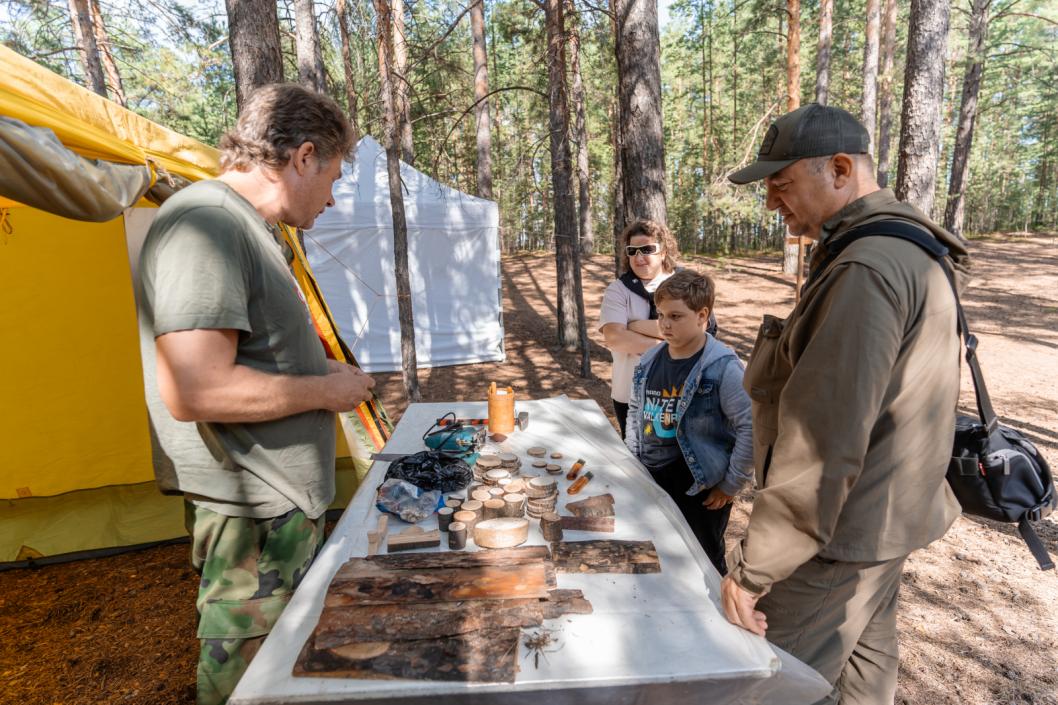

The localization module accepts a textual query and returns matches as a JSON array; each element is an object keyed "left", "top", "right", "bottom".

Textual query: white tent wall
[{"left": 304, "top": 137, "right": 505, "bottom": 373}]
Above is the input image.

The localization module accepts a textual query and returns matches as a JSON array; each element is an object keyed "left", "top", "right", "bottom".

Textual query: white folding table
[{"left": 231, "top": 397, "right": 829, "bottom": 705}]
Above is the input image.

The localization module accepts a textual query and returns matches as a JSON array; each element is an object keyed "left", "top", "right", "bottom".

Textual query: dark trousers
[
  {"left": 648, "top": 458, "right": 733, "bottom": 574},
  {"left": 612, "top": 399, "right": 629, "bottom": 440}
]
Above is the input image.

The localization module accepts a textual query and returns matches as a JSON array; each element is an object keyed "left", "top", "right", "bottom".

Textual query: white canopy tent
[{"left": 304, "top": 136, "right": 505, "bottom": 373}]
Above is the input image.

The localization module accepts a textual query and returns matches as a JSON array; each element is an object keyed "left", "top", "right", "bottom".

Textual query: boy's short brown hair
[
  {"left": 654, "top": 269, "right": 716, "bottom": 312},
  {"left": 219, "top": 83, "right": 355, "bottom": 172}
]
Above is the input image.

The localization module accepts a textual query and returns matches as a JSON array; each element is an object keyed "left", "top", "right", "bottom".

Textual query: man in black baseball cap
[{"left": 720, "top": 104, "right": 971, "bottom": 705}]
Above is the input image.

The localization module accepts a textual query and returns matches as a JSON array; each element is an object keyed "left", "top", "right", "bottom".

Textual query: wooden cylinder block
[
  {"left": 473, "top": 517, "right": 529, "bottom": 549},
  {"left": 502, "top": 493, "right": 526, "bottom": 517},
  {"left": 461, "top": 499, "right": 483, "bottom": 521},
  {"left": 448, "top": 521, "right": 467, "bottom": 550},
  {"left": 482, "top": 498, "right": 506, "bottom": 520},
  {"left": 452, "top": 510, "right": 477, "bottom": 533},
  {"left": 540, "top": 512, "right": 563, "bottom": 542},
  {"left": 437, "top": 507, "right": 455, "bottom": 531}
]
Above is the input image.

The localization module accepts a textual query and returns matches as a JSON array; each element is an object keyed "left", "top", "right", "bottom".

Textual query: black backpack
[{"left": 811, "top": 220, "right": 1056, "bottom": 570}]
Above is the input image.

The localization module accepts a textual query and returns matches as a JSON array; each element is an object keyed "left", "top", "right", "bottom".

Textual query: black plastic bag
[{"left": 383, "top": 450, "right": 473, "bottom": 493}]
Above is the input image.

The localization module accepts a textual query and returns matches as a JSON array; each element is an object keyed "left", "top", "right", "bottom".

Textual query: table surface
[{"left": 231, "top": 397, "right": 829, "bottom": 705}]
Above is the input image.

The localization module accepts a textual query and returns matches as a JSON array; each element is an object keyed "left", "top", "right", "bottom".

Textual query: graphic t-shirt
[{"left": 639, "top": 345, "right": 704, "bottom": 470}]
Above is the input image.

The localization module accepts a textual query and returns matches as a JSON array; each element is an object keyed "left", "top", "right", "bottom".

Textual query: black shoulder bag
[{"left": 810, "top": 220, "right": 1056, "bottom": 570}]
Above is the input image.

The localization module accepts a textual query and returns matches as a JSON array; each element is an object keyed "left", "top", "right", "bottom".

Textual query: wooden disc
[
  {"left": 476, "top": 454, "right": 502, "bottom": 469},
  {"left": 488, "top": 486, "right": 506, "bottom": 498},
  {"left": 529, "top": 476, "right": 556, "bottom": 492},
  {"left": 497, "top": 477, "right": 512, "bottom": 489},
  {"left": 473, "top": 518, "right": 529, "bottom": 549},
  {"left": 549, "top": 452, "right": 563, "bottom": 459},
  {"left": 498, "top": 453, "right": 519, "bottom": 464},
  {"left": 531, "top": 460, "right": 548, "bottom": 469},
  {"left": 545, "top": 464, "right": 563, "bottom": 475},
  {"left": 485, "top": 469, "right": 510, "bottom": 484},
  {"left": 505, "top": 478, "right": 526, "bottom": 494},
  {"left": 461, "top": 499, "right": 483, "bottom": 513},
  {"left": 471, "top": 489, "right": 492, "bottom": 502},
  {"left": 527, "top": 446, "right": 548, "bottom": 458}
]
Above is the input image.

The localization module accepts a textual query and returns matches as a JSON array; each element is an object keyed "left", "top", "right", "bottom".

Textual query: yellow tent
[{"left": 0, "top": 46, "right": 391, "bottom": 564}]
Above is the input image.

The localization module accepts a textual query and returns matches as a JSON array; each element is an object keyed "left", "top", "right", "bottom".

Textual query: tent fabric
[
  {"left": 0, "top": 116, "right": 153, "bottom": 220},
  {"left": 305, "top": 136, "right": 505, "bottom": 373},
  {"left": 0, "top": 45, "right": 217, "bottom": 181},
  {"left": 0, "top": 49, "right": 391, "bottom": 562}
]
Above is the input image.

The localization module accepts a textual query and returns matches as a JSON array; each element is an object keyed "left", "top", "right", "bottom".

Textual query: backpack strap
[
  {"left": 1019, "top": 517, "right": 1056, "bottom": 571},
  {"left": 808, "top": 220, "right": 997, "bottom": 435}
]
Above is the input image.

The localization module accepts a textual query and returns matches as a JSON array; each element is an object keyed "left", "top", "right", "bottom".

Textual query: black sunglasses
[{"left": 625, "top": 243, "right": 662, "bottom": 257}]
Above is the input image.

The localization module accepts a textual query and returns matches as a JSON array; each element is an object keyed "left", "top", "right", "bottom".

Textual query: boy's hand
[{"left": 702, "top": 487, "right": 735, "bottom": 509}]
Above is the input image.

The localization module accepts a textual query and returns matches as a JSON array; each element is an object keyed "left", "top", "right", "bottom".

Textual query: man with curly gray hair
[{"left": 135, "top": 83, "right": 371, "bottom": 705}]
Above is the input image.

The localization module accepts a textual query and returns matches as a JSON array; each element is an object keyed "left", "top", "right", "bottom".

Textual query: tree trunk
[
  {"left": 862, "top": 0, "right": 880, "bottom": 153},
  {"left": 896, "top": 0, "right": 951, "bottom": 215},
  {"left": 876, "top": 0, "right": 897, "bottom": 186},
  {"left": 610, "top": 0, "right": 624, "bottom": 276},
  {"left": 393, "top": 0, "right": 414, "bottom": 165},
  {"left": 225, "top": 0, "right": 284, "bottom": 111},
  {"left": 943, "top": 0, "right": 990, "bottom": 238},
  {"left": 544, "top": 0, "right": 586, "bottom": 364},
  {"left": 294, "top": 0, "right": 327, "bottom": 92},
  {"left": 374, "top": 0, "right": 420, "bottom": 402},
  {"left": 336, "top": 0, "right": 361, "bottom": 141},
  {"left": 814, "top": 0, "right": 832, "bottom": 104},
  {"left": 67, "top": 0, "right": 107, "bottom": 97},
  {"left": 615, "top": 0, "right": 666, "bottom": 225},
  {"left": 470, "top": 0, "right": 493, "bottom": 200},
  {"left": 568, "top": 0, "right": 594, "bottom": 257},
  {"left": 782, "top": 0, "right": 802, "bottom": 276},
  {"left": 88, "top": 0, "right": 125, "bottom": 105}
]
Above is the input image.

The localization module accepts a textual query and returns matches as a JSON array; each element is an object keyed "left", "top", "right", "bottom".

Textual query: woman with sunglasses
[{"left": 599, "top": 219, "right": 696, "bottom": 438}]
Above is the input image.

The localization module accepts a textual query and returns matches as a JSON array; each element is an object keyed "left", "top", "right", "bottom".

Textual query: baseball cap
[{"left": 728, "top": 103, "right": 870, "bottom": 184}]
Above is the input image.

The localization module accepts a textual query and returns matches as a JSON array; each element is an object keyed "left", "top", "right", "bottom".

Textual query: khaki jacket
[{"left": 729, "top": 189, "right": 970, "bottom": 596}]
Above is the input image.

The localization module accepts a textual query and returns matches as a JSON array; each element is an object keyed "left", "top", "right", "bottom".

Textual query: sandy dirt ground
[{"left": 2, "top": 233, "right": 1055, "bottom": 704}]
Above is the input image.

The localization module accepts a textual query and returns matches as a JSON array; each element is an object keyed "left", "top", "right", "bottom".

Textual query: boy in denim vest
[{"left": 625, "top": 269, "right": 754, "bottom": 574}]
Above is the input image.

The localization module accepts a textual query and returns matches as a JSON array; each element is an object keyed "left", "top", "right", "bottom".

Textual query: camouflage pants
[{"left": 185, "top": 502, "right": 325, "bottom": 705}]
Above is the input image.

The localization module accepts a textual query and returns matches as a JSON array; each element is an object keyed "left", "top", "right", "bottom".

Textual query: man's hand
[
  {"left": 720, "top": 574, "right": 768, "bottom": 636},
  {"left": 702, "top": 487, "right": 735, "bottom": 509},
  {"left": 322, "top": 362, "right": 375, "bottom": 412}
]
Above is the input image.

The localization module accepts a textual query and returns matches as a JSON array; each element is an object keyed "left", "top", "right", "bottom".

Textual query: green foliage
[{"left": 4, "top": 0, "right": 1054, "bottom": 249}]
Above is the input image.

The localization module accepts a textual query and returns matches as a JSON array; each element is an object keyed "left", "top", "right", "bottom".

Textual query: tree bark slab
[{"left": 551, "top": 540, "right": 661, "bottom": 574}]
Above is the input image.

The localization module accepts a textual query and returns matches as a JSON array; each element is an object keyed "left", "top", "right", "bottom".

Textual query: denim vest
[{"left": 626, "top": 342, "right": 738, "bottom": 496}]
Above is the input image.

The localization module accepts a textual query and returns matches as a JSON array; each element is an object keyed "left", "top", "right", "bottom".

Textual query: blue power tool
[{"left": 422, "top": 412, "right": 486, "bottom": 464}]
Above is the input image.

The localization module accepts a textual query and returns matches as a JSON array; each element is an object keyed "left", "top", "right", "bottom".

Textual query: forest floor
[{"left": 2, "top": 232, "right": 1056, "bottom": 704}]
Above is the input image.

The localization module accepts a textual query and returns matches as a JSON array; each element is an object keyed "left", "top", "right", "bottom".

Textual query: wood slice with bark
[
  {"left": 559, "top": 515, "right": 615, "bottom": 533},
  {"left": 295, "top": 626, "right": 521, "bottom": 682},
  {"left": 315, "top": 589, "right": 592, "bottom": 647},
  {"left": 564, "top": 493, "right": 615, "bottom": 517},
  {"left": 551, "top": 540, "right": 661, "bottom": 574},
  {"left": 326, "top": 563, "right": 552, "bottom": 605}
]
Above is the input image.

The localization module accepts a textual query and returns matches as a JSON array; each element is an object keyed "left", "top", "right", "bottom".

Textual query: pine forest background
[{"left": 3, "top": 0, "right": 1056, "bottom": 257}]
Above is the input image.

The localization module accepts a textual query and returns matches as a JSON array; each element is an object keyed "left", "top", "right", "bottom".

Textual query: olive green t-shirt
[{"left": 136, "top": 180, "right": 336, "bottom": 519}]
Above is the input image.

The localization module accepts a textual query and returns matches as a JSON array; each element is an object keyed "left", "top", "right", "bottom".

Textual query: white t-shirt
[{"left": 597, "top": 271, "right": 673, "bottom": 404}]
